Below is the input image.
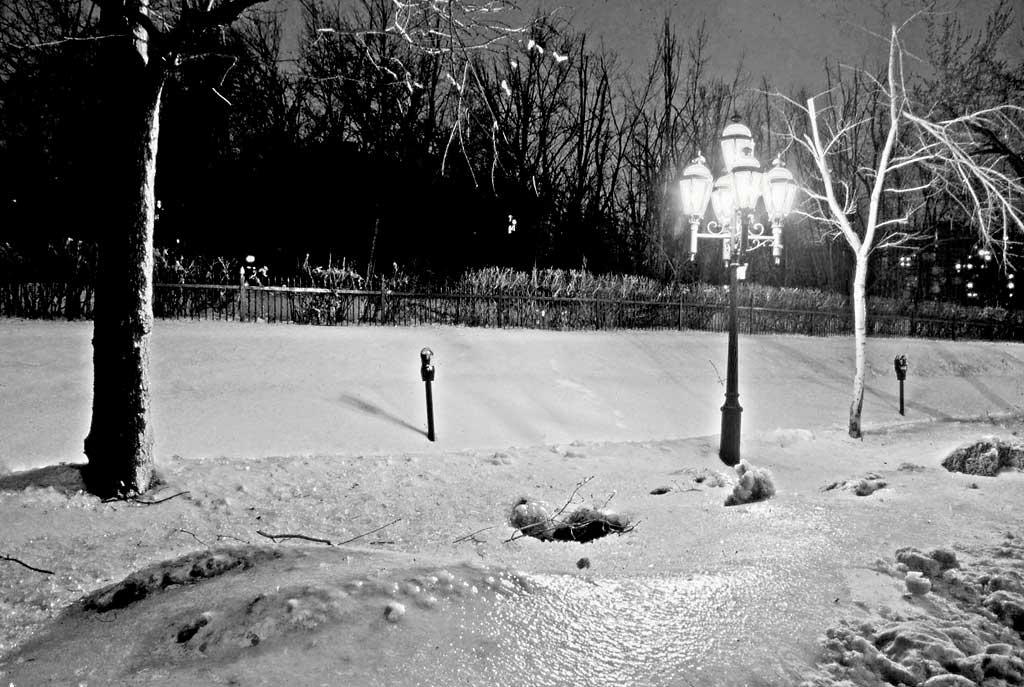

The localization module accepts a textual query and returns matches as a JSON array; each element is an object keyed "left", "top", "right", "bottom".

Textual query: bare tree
[
  {"left": 780, "top": 25, "right": 1024, "bottom": 438},
  {"left": 618, "top": 19, "right": 744, "bottom": 277},
  {"left": 48, "top": 0, "right": 263, "bottom": 497}
]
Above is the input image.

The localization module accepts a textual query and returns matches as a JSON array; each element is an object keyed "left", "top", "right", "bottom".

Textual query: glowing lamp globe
[
  {"left": 730, "top": 154, "right": 763, "bottom": 210},
  {"left": 762, "top": 158, "right": 797, "bottom": 220},
  {"left": 720, "top": 116, "right": 754, "bottom": 172},
  {"left": 679, "top": 154, "right": 714, "bottom": 219},
  {"left": 711, "top": 174, "right": 736, "bottom": 224}
]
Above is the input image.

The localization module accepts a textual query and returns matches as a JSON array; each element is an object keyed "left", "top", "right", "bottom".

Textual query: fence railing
[{"left": 2, "top": 281, "right": 1022, "bottom": 342}]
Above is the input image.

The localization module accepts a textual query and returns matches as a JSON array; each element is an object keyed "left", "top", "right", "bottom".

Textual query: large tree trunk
[
  {"left": 83, "top": 60, "right": 164, "bottom": 497},
  {"left": 848, "top": 251, "right": 868, "bottom": 438}
]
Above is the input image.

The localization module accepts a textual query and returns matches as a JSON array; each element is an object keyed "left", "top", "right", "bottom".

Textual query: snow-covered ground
[
  {"left": 2, "top": 319, "right": 1022, "bottom": 473},
  {"left": 1, "top": 318, "right": 1023, "bottom": 686}
]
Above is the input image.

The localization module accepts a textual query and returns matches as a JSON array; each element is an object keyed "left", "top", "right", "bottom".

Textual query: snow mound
[
  {"left": 724, "top": 460, "right": 775, "bottom": 506},
  {"left": 801, "top": 542, "right": 1024, "bottom": 687},
  {"left": 942, "top": 437, "right": 1024, "bottom": 476},
  {"left": 509, "top": 497, "right": 631, "bottom": 542},
  {"left": 5, "top": 548, "right": 536, "bottom": 683},
  {"left": 761, "top": 428, "right": 816, "bottom": 447}
]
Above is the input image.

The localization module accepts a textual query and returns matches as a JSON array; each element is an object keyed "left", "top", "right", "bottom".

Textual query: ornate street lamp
[
  {"left": 763, "top": 157, "right": 798, "bottom": 263},
  {"left": 678, "top": 115, "right": 797, "bottom": 466}
]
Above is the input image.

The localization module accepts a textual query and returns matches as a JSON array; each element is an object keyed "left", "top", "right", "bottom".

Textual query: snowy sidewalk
[{"left": 2, "top": 318, "right": 1023, "bottom": 472}]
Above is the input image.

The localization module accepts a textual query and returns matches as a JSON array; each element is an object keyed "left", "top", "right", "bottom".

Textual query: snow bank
[{"left": 802, "top": 540, "right": 1024, "bottom": 686}]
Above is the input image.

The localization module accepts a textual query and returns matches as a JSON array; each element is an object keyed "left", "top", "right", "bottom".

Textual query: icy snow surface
[{"left": 1, "top": 319, "right": 1024, "bottom": 686}]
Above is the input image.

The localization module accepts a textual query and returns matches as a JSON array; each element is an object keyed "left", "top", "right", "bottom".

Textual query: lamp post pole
[
  {"left": 720, "top": 254, "right": 742, "bottom": 465},
  {"left": 677, "top": 116, "right": 797, "bottom": 468}
]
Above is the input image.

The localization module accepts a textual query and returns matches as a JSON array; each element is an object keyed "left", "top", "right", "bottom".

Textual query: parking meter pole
[
  {"left": 424, "top": 381, "right": 435, "bottom": 441},
  {"left": 420, "top": 348, "right": 436, "bottom": 442},
  {"left": 893, "top": 355, "right": 908, "bottom": 417},
  {"left": 719, "top": 259, "right": 742, "bottom": 467}
]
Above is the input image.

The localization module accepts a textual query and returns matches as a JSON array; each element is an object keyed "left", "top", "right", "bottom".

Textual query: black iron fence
[{"left": 2, "top": 281, "right": 1022, "bottom": 342}]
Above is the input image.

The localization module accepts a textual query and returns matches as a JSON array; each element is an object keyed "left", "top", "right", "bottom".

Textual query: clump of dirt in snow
[
  {"left": 670, "top": 466, "right": 731, "bottom": 488},
  {"left": 508, "top": 497, "right": 631, "bottom": 542},
  {"left": 724, "top": 460, "right": 775, "bottom": 506},
  {"left": 801, "top": 540, "right": 1024, "bottom": 687},
  {"left": 83, "top": 547, "right": 283, "bottom": 612},
  {"left": 822, "top": 473, "right": 888, "bottom": 497},
  {"left": 942, "top": 437, "right": 1024, "bottom": 476}
]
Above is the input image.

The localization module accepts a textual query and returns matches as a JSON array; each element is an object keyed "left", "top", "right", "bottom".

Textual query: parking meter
[
  {"left": 893, "top": 355, "right": 907, "bottom": 381},
  {"left": 420, "top": 348, "right": 435, "bottom": 440},
  {"left": 893, "top": 355, "right": 907, "bottom": 415},
  {"left": 420, "top": 348, "right": 435, "bottom": 383}
]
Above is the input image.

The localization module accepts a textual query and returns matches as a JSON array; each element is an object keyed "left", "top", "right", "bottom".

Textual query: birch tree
[{"left": 782, "top": 25, "right": 1023, "bottom": 438}]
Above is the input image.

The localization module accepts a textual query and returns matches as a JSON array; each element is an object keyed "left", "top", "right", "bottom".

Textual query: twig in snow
[
  {"left": 453, "top": 525, "right": 497, "bottom": 544},
  {"left": 709, "top": 360, "right": 725, "bottom": 386},
  {"left": 335, "top": 518, "right": 402, "bottom": 546},
  {"left": 505, "top": 476, "right": 600, "bottom": 543},
  {"left": 616, "top": 520, "right": 641, "bottom": 535},
  {"left": 551, "top": 475, "right": 594, "bottom": 518},
  {"left": 172, "top": 529, "right": 251, "bottom": 547},
  {"left": 256, "top": 530, "right": 333, "bottom": 546},
  {"left": 172, "top": 528, "right": 208, "bottom": 547},
  {"left": 103, "top": 490, "right": 190, "bottom": 505},
  {"left": 1, "top": 553, "right": 54, "bottom": 575}
]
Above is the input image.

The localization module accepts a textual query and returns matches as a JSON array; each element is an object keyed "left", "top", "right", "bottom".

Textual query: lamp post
[{"left": 679, "top": 116, "right": 797, "bottom": 466}]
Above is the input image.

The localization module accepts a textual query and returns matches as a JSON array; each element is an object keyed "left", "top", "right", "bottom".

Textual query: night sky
[
  {"left": 521, "top": 0, "right": 1014, "bottom": 90},
  {"left": 279, "top": 0, "right": 1016, "bottom": 91}
]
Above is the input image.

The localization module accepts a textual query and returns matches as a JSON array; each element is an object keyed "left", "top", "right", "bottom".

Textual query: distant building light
[
  {"left": 978, "top": 248, "right": 992, "bottom": 261},
  {"left": 1009, "top": 282, "right": 1016, "bottom": 291},
  {"left": 966, "top": 281, "right": 974, "bottom": 289}
]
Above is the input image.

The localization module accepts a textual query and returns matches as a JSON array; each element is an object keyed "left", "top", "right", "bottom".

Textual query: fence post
[
  {"left": 748, "top": 290, "right": 754, "bottom": 335},
  {"left": 379, "top": 284, "right": 385, "bottom": 325},
  {"left": 238, "top": 267, "right": 246, "bottom": 322}
]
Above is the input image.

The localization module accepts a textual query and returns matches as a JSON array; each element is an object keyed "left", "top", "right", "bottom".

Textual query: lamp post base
[{"left": 719, "top": 402, "right": 742, "bottom": 466}]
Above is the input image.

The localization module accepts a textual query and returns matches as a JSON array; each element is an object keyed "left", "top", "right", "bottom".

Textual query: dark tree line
[{"left": 1, "top": 0, "right": 1020, "bottom": 293}]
